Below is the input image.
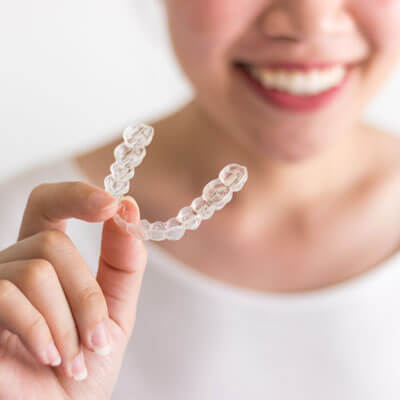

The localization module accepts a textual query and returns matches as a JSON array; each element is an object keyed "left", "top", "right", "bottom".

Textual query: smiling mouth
[
  {"left": 238, "top": 62, "right": 347, "bottom": 96},
  {"left": 234, "top": 62, "right": 352, "bottom": 112}
]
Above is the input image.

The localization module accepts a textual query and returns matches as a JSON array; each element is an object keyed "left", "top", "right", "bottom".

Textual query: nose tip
[
  {"left": 261, "top": 1, "right": 355, "bottom": 41},
  {"left": 261, "top": 8, "right": 298, "bottom": 41}
]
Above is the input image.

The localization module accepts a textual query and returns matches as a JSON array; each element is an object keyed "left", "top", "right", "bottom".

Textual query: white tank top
[{"left": 1, "top": 157, "right": 400, "bottom": 399}]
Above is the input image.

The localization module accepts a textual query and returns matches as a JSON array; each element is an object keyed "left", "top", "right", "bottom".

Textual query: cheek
[
  {"left": 353, "top": 0, "right": 400, "bottom": 48},
  {"left": 165, "top": 0, "right": 261, "bottom": 57},
  {"left": 167, "top": 0, "right": 244, "bottom": 32},
  {"left": 373, "top": 0, "right": 400, "bottom": 6}
]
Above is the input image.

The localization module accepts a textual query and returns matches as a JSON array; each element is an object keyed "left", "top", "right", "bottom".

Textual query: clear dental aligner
[{"left": 104, "top": 123, "right": 248, "bottom": 241}]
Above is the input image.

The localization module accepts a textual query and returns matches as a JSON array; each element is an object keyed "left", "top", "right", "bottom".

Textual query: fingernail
[
  {"left": 71, "top": 351, "right": 88, "bottom": 381},
  {"left": 88, "top": 192, "right": 117, "bottom": 209},
  {"left": 121, "top": 195, "right": 138, "bottom": 208},
  {"left": 90, "top": 321, "right": 111, "bottom": 356},
  {"left": 119, "top": 196, "right": 140, "bottom": 222},
  {"left": 45, "top": 340, "right": 62, "bottom": 366}
]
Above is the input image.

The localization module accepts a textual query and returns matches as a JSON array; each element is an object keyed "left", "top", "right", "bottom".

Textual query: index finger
[{"left": 18, "top": 181, "right": 119, "bottom": 241}]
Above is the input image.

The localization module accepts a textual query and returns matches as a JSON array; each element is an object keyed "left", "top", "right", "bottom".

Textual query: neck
[{"left": 150, "top": 98, "right": 371, "bottom": 235}]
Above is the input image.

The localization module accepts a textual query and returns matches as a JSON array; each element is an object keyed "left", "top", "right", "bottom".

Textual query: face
[{"left": 163, "top": 0, "right": 400, "bottom": 162}]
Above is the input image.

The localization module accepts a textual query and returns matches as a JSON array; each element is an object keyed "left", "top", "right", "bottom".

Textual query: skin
[
  {"left": 0, "top": 186, "right": 147, "bottom": 398},
  {"left": 75, "top": 0, "right": 400, "bottom": 292},
  {"left": 1, "top": 0, "right": 400, "bottom": 398}
]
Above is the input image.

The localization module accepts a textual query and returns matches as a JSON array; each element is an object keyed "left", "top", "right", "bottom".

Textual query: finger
[
  {"left": 0, "top": 268, "right": 62, "bottom": 367},
  {"left": 18, "top": 181, "right": 119, "bottom": 241},
  {"left": 0, "top": 258, "right": 90, "bottom": 380},
  {"left": 97, "top": 195, "right": 148, "bottom": 338},
  {"left": 0, "top": 229, "right": 111, "bottom": 358}
]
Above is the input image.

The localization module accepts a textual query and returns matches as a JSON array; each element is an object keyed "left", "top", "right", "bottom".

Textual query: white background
[{"left": 0, "top": 0, "right": 399, "bottom": 183}]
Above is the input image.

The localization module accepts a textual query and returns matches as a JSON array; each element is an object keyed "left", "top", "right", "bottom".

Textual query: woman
[{"left": 1, "top": 1, "right": 400, "bottom": 398}]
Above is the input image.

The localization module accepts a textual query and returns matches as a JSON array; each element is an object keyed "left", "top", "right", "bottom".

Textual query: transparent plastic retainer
[{"left": 104, "top": 123, "right": 248, "bottom": 241}]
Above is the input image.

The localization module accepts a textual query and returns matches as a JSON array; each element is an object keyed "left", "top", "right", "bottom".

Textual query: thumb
[{"left": 96, "top": 195, "right": 147, "bottom": 338}]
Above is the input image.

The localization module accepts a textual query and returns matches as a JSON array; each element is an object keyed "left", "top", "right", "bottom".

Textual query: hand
[{"left": 0, "top": 181, "right": 147, "bottom": 400}]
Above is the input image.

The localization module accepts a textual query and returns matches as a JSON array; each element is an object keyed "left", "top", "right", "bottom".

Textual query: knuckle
[
  {"left": 80, "top": 286, "right": 105, "bottom": 310},
  {"left": 24, "top": 314, "right": 47, "bottom": 341},
  {"left": 30, "top": 183, "right": 48, "bottom": 199},
  {"left": 122, "top": 242, "right": 147, "bottom": 274},
  {"left": 67, "top": 180, "right": 88, "bottom": 198},
  {"left": 26, "top": 183, "right": 48, "bottom": 209},
  {"left": 38, "top": 229, "right": 73, "bottom": 253},
  {"left": 0, "top": 279, "right": 17, "bottom": 302},
  {"left": 59, "top": 327, "right": 78, "bottom": 349},
  {"left": 23, "top": 259, "right": 56, "bottom": 287}
]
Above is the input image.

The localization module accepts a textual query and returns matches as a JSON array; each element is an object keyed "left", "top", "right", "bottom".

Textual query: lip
[
  {"left": 234, "top": 62, "right": 352, "bottom": 112},
  {"left": 240, "top": 61, "right": 347, "bottom": 71}
]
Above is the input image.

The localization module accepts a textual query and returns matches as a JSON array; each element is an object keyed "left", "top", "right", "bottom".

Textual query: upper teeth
[{"left": 247, "top": 65, "right": 346, "bottom": 96}]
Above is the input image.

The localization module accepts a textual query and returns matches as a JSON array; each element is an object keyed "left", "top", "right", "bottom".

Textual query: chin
[{"left": 231, "top": 109, "right": 355, "bottom": 164}]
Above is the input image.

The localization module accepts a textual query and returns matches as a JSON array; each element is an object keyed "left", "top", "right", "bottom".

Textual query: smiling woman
[
  {"left": 1, "top": 1, "right": 400, "bottom": 399},
  {"left": 163, "top": 0, "right": 400, "bottom": 162}
]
